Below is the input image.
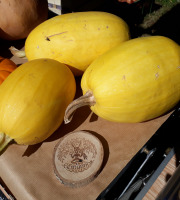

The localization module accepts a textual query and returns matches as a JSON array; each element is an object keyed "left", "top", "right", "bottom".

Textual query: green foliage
[
  {"left": 155, "top": 0, "right": 179, "bottom": 5},
  {"left": 140, "top": 0, "right": 180, "bottom": 28}
]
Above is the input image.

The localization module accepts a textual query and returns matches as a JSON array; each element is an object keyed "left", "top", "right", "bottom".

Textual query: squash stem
[
  {"left": 9, "top": 46, "right": 27, "bottom": 59},
  {"left": 0, "top": 132, "right": 13, "bottom": 153},
  {"left": 64, "top": 90, "right": 96, "bottom": 124}
]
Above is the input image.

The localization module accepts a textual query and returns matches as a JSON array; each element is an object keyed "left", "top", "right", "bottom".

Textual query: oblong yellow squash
[
  {"left": 0, "top": 58, "right": 76, "bottom": 152},
  {"left": 24, "top": 11, "right": 130, "bottom": 76},
  {"left": 64, "top": 36, "right": 180, "bottom": 123}
]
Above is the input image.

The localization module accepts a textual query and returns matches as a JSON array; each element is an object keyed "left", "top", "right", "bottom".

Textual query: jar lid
[{"left": 53, "top": 130, "right": 104, "bottom": 188}]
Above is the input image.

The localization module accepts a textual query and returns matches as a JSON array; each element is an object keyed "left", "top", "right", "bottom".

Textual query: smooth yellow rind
[
  {"left": 0, "top": 59, "right": 76, "bottom": 145},
  {"left": 81, "top": 36, "right": 180, "bottom": 123},
  {"left": 25, "top": 11, "right": 130, "bottom": 76}
]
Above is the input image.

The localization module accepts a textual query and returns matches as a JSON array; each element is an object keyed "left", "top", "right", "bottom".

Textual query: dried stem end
[
  {"left": 64, "top": 90, "right": 96, "bottom": 124},
  {"left": 0, "top": 132, "right": 13, "bottom": 153},
  {"left": 9, "top": 46, "right": 26, "bottom": 59}
]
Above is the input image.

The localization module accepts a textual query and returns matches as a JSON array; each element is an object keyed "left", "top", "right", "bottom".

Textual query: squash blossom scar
[
  {"left": 45, "top": 31, "right": 68, "bottom": 41},
  {"left": 45, "top": 37, "right": 50, "bottom": 41}
]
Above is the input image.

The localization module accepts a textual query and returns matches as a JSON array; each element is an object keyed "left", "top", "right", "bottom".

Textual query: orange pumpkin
[{"left": 0, "top": 56, "right": 17, "bottom": 84}]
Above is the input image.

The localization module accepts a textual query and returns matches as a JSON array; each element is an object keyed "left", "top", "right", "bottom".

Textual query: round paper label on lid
[{"left": 53, "top": 131, "right": 104, "bottom": 188}]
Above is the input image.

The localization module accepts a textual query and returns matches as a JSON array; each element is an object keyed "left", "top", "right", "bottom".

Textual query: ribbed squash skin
[
  {"left": 81, "top": 36, "right": 180, "bottom": 123},
  {"left": 0, "top": 59, "right": 76, "bottom": 145},
  {"left": 25, "top": 11, "right": 130, "bottom": 76}
]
